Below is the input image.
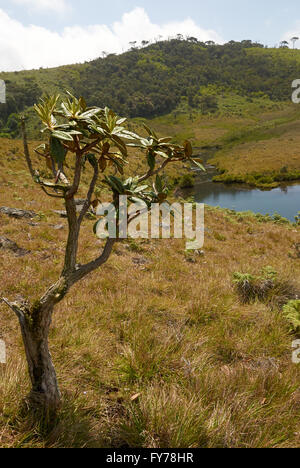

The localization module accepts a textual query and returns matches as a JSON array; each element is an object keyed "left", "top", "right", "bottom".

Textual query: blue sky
[{"left": 1, "top": 0, "right": 300, "bottom": 71}]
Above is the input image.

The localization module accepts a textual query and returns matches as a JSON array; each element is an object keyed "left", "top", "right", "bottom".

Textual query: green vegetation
[
  {"left": 2, "top": 39, "right": 300, "bottom": 138},
  {"left": 283, "top": 300, "right": 300, "bottom": 333},
  {"left": 2, "top": 39, "right": 300, "bottom": 187},
  {"left": 233, "top": 266, "right": 289, "bottom": 304}
]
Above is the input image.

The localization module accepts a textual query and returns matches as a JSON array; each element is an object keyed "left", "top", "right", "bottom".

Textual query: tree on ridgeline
[
  {"left": 280, "top": 40, "right": 289, "bottom": 48},
  {"left": 291, "top": 37, "right": 299, "bottom": 49}
]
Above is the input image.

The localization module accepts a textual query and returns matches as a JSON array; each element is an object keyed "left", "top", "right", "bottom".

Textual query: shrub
[
  {"left": 233, "top": 267, "right": 298, "bottom": 306},
  {"left": 283, "top": 300, "right": 300, "bottom": 333},
  {"left": 179, "top": 173, "right": 195, "bottom": 188}
]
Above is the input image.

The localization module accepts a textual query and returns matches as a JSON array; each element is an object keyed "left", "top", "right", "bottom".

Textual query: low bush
[{"left": 283, "top": 300, "right": 300, "bottom": 333}]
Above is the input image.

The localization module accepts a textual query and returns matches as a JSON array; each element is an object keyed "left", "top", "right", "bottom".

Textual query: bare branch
[
  {"left": 128, "top": 207, "right": 149, "bottom": 225},
  {"left": 72, "top": 238, "right": 115, "bottom": 283},
  {"left": 138, "top": 158, "right": 170, "bottom": 183},
  {"left": 63, "top": 197, "right": 79, "bottom": 274},
  {"left": 2, "top": 297, "right": 24, "bottom": 320},
  {"left": 66, "top": 152, "right": 82, "bottom": 199},
  {"left": 41, "top": 187, "right": 65, "bottom": 199},
  {"left": 21, "top": 117, "right": 35, "bottom": 179},
  {"left": 81, "top": 138, "right": 102, "bottom": 155},
  {"left": 78, "top": 163, "right": 99, "bottom": 225},
  {"left": 39, "top": 277, "right": 68, "bottom": 310}
]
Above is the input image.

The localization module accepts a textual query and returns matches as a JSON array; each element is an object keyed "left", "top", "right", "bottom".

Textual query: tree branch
[
  {"left": 128, "top": 207, "right": 149, "bottom": 225},
  {"left": 71, "top": 238, "right": 115, "bottom": 283},
  {"left": 63, "top": 196, "right": 79, "bottom": 274},
  {"left": 66, "top": 152, "right": 82, "bottom": 199},
  {"left": 38, "top": 277, "right": 68, "bottom": 310},
  {"left": 78, "top": 163, "right": 99, "bottom": 225},
  {"left": 41, "top": 187, "right": 65, "bottom": 199},
  {"left": 2, "top": 297, "right": 25, "bottom": 321},
  {"left": 138, "top": 158, "right": 171, "bottom": 183},
  {"left": 21, "top": 117, "right": 35, "bottom": 179},
  {"left": 81, "top": 138, "right": 102, "bottom": 155}
]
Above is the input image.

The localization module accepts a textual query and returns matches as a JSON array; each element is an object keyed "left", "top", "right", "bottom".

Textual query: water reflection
[{"left": 185, "top": 180, "right": 300, "bottom": 222}]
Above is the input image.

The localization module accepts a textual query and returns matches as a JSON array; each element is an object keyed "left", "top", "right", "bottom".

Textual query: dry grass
[
  {"left": 145, "top": 104, "right": 300, "bottom": 188},
  {"left": 0, "top": 137, "right": 300, "bottom": 448},
  {"left": 207, "top": 105, "right": 300, "bottom": 186},
  {"left": 146, "top": 114, "right": 254, "bottom": 147},
  {"left": 211, "top": 119, "right": 300, "bottom": 176}
]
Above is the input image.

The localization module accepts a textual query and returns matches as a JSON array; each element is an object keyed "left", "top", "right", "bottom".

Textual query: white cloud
[
  {"left": 12, "top": 0, "right": 69, "bottom": 14},
  {"left": 0, "top": 7, "right": 224, "bottom": 72},
  {"left": 281, "top": 23, "right": 300, "bottom": 48}
]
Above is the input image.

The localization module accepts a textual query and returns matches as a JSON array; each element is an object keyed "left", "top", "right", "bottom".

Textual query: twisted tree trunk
[
  {"left": 18, "top": 303, "right": 60, "bottom": 414},
  {"left": 3, "top": 278, "right": 68, "bottom": 416}
]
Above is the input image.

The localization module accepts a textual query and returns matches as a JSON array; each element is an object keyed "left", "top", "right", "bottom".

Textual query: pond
[
  {"left": 182, "top": 149, "right": 300, "bottom": 222},
  {"left": 191, "top": 180, "right": 300, "bottom": 222}
]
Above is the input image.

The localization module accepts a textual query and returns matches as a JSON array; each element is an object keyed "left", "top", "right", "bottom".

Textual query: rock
[
  {"left": 186, "top": 257, "right": 197, "bottom": 264},
  {"left": 51, "top": 224, "right": 64, "bottom": 230},
  {"left": 0, "top": 236, "right": 30, "bottom": 257},
  {"left": 75, "top": 199, "right": 87, "bottom": 206},
  {"left": 132, "top": 257, "right": 148, "bottom": 266},
  {"left": 52, "top": 209, "right": 94, "bottom": 219},
  {"left": 0, "top": 207, "right": 37, "bottom": 219},
  {"left": 52, "top": 210, "right": 67, "bottom": 218},
  {"left": 185, "top": 250, "right": 205, "bottom": 264}
]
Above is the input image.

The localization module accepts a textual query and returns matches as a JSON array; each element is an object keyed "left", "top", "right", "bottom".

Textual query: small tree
[
  {"left": 279, "top": 40, "right": 289, "bottom": 49},
  {"left": 187, "top": 37, "right": 198, "bottom": 44},
  {"left": 2, "top": 93, "right": 202, "bottom": 417},
  {"left": 291, "top": 37, "right": 299, "bottom": 49},
  {"left": 205, "top": 41, "right": 216, "bottom": 47}
]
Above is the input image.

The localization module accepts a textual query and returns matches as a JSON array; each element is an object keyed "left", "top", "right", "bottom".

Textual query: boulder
[
  {"left": 0, "top": 236, "right": 30, "bottom": 257},
  {"left": 0, "top": 207, "right": 37, "bottom": 219}
]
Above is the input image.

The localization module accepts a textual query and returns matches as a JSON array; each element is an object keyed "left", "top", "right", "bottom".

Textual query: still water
[
  {"left": 182, "top": 149, "right": 300, "bottom": 221},
  {"left": 190, "top": 181, "right": 300, "bottom": 222}
]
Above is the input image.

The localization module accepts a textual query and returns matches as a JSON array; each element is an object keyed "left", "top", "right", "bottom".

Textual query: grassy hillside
[
  {"left": 2, "top": 40, "right": 300, "bottom": 187},
  {"left": 2, "top": 39, "right": 300, "bottom": 187},
  {"left": 147, "top": 102, "right": 300, "bottom": 188},
  {"left": 2, "top": 39, "right": 300, "bottom": 136},
  {"left": 0, "top": 137, "right": 299, "bottom": 448},
  {"left": 211, "top": 111, "right": 300, "bottom": 187}
]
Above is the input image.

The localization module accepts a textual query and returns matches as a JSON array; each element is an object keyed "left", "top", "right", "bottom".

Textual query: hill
[
  {"left": 2, "top": 39, "right": 300, "bottom": 138},
  {"left": 1, "top": 39, "right": 300, "bottom": 188},
  {"left": 148, "top": 103, "right": 300, "bottom": 188}
]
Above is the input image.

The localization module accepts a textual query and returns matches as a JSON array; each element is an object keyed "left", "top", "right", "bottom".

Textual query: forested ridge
[{"left": 1, "top": 39, "right": 300, "bottom": 137}]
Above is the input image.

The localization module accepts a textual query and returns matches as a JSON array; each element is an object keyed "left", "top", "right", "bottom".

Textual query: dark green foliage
[
  {"left": 0, "top": 78, "right": 42, "bottom": 136},
  {"left": 179, "top": 173, "right": 195, "bottom": 188},
  {"left": 213, "top": 170, "right": 300, "bottom": 188},
  {"left": 1, "top": 39, "right": 300, "bottom": 138},
  {"left": 50, "top": 137, "right": 67, "bottom": 164}
]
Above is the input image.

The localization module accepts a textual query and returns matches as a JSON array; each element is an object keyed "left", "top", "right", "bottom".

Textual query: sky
[{"left": 1, "top": 0, "right": 300, "bottom": 71}]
